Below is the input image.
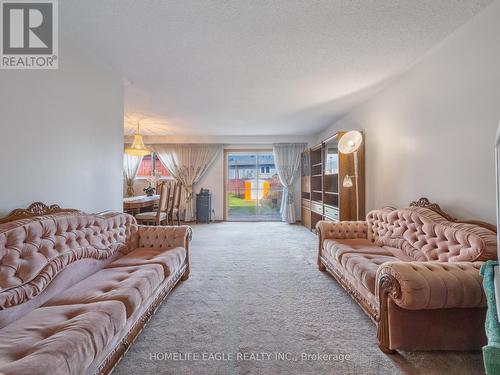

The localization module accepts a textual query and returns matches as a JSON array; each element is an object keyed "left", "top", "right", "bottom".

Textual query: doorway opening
[{"left": 225, "top": 150, "right": 282, "bottom": 221}]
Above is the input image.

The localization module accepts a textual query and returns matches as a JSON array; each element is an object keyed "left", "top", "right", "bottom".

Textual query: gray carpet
[{"left": 114, "top": 222, "right": 485, "bottom": 375}]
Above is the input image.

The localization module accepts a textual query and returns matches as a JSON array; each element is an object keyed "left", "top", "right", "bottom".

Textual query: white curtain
[
  {"left": 151, "top": 144, "right": 222, "bottom": 221},
  {"left": 123, "top": 153, "right": 143, "bottom": 197},
  {"left": 273, "top": 143, "right": 307, "bottom": 223}
]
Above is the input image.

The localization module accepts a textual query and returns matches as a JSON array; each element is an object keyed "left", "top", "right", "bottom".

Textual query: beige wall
[
  {"left": 316, "top": 1, "right": 500, "bottom": 224},
  {"left": 0, "top": 36, "right": 124, "bottom": 216}
]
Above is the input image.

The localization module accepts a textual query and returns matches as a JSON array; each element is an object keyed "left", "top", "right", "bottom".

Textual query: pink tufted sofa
[
  {"left": 0, "top": 205, "right": 191, "bottom": 374},
  {"left": 316, "top": 200, "right": 497, "bottom": 353}
]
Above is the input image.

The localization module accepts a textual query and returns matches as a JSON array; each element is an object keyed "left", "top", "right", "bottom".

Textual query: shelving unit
[
  {"left": 300, "top": 150, "right": 311, "bottom": 229},
  {"left": 300, "top": 131, "right": 365, "bottom": 232}
]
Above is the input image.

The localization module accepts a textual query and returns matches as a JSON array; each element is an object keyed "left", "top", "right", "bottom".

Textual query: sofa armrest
[
  {"left": 316, "top": 220, "right": 368, "bottom": 240},
  {"left": 376, "top": 261, "right": 486, "bottom": 310},
  {"left": 138, "top": 225, "right": 192, "bottom": 250}
]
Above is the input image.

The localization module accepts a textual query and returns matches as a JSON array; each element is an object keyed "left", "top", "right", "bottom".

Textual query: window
[
  {"left": 226, "top": 152, "right": 282, "bottom": 221},
  {"left": 136, "top": 153, "right": 170, "bottom": 178}
]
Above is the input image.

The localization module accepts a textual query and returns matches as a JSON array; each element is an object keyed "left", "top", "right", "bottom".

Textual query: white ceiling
[{"left": 62, "top": 0, "right": 492, "bottom": 136}]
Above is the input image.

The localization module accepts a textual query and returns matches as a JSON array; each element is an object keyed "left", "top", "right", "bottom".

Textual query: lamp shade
[
  {"left": 338, "top": 130, "right": 363, "bottom": 154},
  {"left": 343, "top": 175, "right": 353, "bottom": 188},
  {"left": 124, "top": 123, "right": 150, "bottom": 156}
]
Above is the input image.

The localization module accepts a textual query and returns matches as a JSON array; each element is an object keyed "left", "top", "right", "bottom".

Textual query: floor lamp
[{"left": 338, "top": 131, "right": 363, "bottom": 221}]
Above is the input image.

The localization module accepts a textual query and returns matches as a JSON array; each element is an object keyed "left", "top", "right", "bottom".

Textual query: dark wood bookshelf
[{"left": 300, "top": 131, "right": 365, "bottom": 232}]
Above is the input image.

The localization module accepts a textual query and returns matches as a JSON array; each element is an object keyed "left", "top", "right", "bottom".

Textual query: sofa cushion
[
  {"left": 44, "top": 264, "right": 164, "bottom": 317},
  {"left": 106, "top": 246, "right": 186, "bottom": 277},
  {"left": 339, "top": 253, "right": 398, "bottom": 294},
  {"left": 0, "top": 301, "right": 126, "bottom": 375},
  {"left": 320, "top": 239, "right": 384, "bottom": 312},
  {"left": 323, "top": 238, "right": 392, "bottom": 262}
]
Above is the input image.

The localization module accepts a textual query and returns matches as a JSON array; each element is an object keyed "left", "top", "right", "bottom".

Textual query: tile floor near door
[{"left": 114, "top": 222, "right": 485, "bottom": 375}]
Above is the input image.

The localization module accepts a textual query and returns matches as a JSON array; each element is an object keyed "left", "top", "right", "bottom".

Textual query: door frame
[{"left": 223, "top": 148, "right": 274, "bottom": 221}]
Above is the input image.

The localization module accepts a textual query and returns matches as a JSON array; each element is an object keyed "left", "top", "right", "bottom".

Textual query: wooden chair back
[
  {"left": 163, "top": 180, "right": 174, "bottom": 215},
  {"left": 152, "top": 180, "right": 165, "bottom": 210},
  {"left": 174, "top": 181, "right": 182, "bottom": 211},
  {"left": 168, "top": 181, "right": 182, "bottom": 224},
  {"left": 155, "top": 181, "right": 164, "bottom": 196},
  {"left": 155, "top": 182, "right": 170, "bottom": 225}
]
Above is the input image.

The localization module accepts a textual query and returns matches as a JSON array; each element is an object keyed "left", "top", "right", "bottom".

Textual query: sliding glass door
[{"left": 226, "top": 151, "right": 282, "bottom": 221}]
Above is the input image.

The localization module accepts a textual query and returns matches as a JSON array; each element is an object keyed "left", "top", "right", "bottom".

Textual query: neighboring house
[
  {"left": 227, "top": 154, "right": 281, "bottom": 199},
  {"left": 227, "top": 154, "right": 277, "bottom": 179}
]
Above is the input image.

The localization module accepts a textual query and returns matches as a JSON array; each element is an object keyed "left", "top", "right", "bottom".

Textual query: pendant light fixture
[{"left": 125, "top": 122, "right": 150, "bottom": 156}]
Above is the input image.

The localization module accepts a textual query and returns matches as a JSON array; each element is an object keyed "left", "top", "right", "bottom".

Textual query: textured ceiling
[{"left": 61, "top": 0, "right": 492, "bottom": 136}]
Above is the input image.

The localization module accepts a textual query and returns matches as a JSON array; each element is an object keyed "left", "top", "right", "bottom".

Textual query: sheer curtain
[
  {"left": 273, "top": 143, "right": 307, "bottom": 223},
  {"left": 151, "top": 144, "right": 222, "bottom": 221},
  {"left": 123, "top": 153, "right": 143, "bottom": 197}
]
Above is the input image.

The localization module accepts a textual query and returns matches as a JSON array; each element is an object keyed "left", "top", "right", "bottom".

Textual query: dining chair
[
  {"left": 135, "top": 181, "right": 170, "bottom": 225},
  {"left": 155, "top": 180, "right": 163, "bottom": 195},
  {"left": 151, "top": 180, "right": 165, "bottom": 210},
  {"left": 168, "top": 181, "right": 182, "bottom": 226}
]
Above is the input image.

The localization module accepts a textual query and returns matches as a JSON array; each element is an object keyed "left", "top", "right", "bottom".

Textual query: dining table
[{"left": 123, "top": 195, "right": 160, "bottom": 214}]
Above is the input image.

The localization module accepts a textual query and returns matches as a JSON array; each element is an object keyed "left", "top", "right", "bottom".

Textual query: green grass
[
  {"left": 227, "top": 193, "right": 256, "bottom": 208},
  {"left": 227, "top": 193, "right": 281, "bottom": 217}
]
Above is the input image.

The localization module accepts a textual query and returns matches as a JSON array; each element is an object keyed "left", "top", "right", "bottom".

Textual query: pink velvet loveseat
[
  {"left": 316, "top": 198, "right": 497, "bottom": 353},
  {"left": 0, "top": 203, "right": 191, "bottom": 375}
]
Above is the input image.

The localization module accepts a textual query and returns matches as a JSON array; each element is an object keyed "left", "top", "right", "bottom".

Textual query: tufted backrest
[
  {"left": 0, "top": 212, "right": 138, "bottom": 310},
  {"left": 366, "top": 207, "right": 497, "bottom": 262}
]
